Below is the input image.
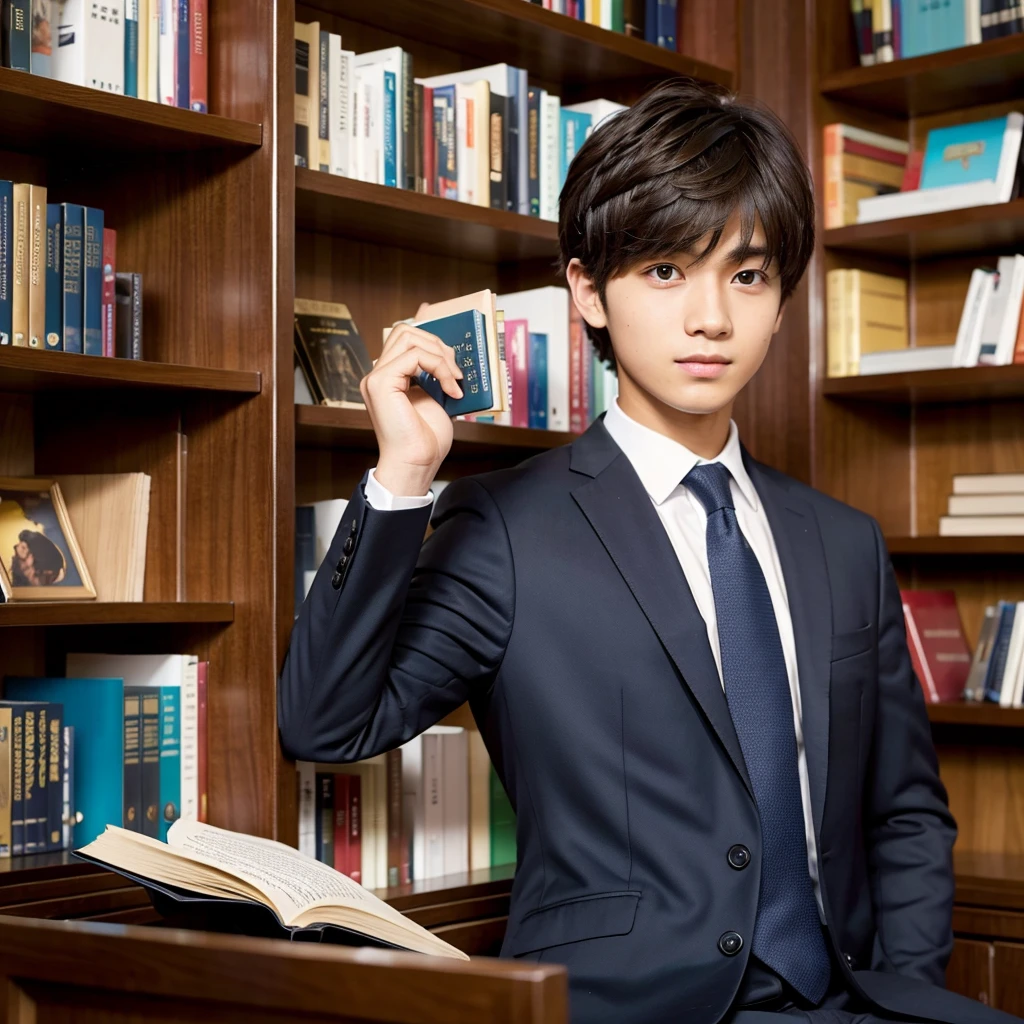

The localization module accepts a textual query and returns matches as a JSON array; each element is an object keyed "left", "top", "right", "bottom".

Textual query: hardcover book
[
  {"left": 61, "top": 203, "right": 84, "bottom": 354},
  {"left": 0, "top": 180, "right": 11, "bottom": 346},
  {"left": 920, "top": 114, "right": 1023, "bottom": 191},
  {"left": 20, "top": 184, "right": 42, "bottom": 348},
  {"left": 412, "top": 309, "right": 492, "bottom": 417},
  {"left": 900, "top": 590, "right": 972, "bottom": 703},
  {"left": 82, "top": 207, "right": 103, "bottom": 356},
  {"left": 293, "top": 298, "right": 373, "bottom": 408},
  {"left": 44, "top": 203, "right": 62, "bottom": 350},
  {"left": 0, "top": 705, "right": 10, "bottom": 858}
]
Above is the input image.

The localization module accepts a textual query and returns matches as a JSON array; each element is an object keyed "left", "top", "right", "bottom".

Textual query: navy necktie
[{"left": 685, "top": 461, "right": 830, "bottom": 1005}]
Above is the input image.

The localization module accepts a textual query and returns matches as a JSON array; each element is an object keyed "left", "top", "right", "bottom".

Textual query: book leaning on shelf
[
  {"left": 294, "top": 299, "right": 374, "bottom": 408},
  {"left": 75, "top": 818, "right": 469, "bottom": 959}
]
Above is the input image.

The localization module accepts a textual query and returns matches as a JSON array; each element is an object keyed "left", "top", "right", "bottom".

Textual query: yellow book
[
  {"left": 294, "top": 22, "right": 320, "bottom": 171},
  {"left": 468, "top": 729, "right": 491, "bottom": 872},
  {"left": 27, "top": 184, "right": 46, "bottom": 350},
  {"left": 840, "top": 152, "right": 904, "bottom": 189},
  {"left": 826, "top": 268, "right": 849, "bottom": 377},
  {"left": 848, "top": 270, "right": 908, "bottom": 375},
  {"left": 589, "top": 0, "right": 602, "bottom": 24},
  {"left": 11, "top": 183, "right": 29, "bottom": 347}
]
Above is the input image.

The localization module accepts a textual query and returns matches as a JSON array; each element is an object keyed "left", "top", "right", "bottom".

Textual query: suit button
[
  {"left": 844, "top": 953, "right": 857, "bottom": 969},
  {"left": 336, "top": 555, "right": 348, "bottom": 572},
  {"left": 718, "top": 932, "right": 743, "bottom": 956},
  {"left": 343, "top": 536, "right": 355, "bottom": 555},
  {"left": 727, "top": 844, "right": 750, "bottom": 870},
  {"left": 331, "top": 572, "right": 342, "bottom": 590}
]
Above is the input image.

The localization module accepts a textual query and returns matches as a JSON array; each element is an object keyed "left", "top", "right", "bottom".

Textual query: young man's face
[{"left": 574, "top": 210, "right": 785, "bottom": 420}]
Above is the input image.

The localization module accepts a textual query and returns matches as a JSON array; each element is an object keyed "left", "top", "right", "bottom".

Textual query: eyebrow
[{"left": 724, "top": 243, "right": 770, "bottom": 265}]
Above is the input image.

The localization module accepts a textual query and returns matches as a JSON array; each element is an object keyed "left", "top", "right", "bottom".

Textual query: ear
[
  {"left": 566, "top": 258, "right": 608, "bottom": 330},
  {"left": 772, "top": 300, "right": 786, "bottom": 335}
]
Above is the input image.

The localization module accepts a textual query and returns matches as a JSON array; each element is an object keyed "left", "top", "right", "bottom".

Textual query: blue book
[
  {"left": 920, "top": 115, "right": 1016, "bottom": 191},
  {"left": 124, "top": 0, "right": 140, "bottom": 98},
  {"left": 983, "top": 601, "right": 1016, "bottom": 702},
  {"left": 3, "top": 678, "right": 124, "bottom": 849},
  {"left": 138, "top": 689, "right": 161, "bottom": 839},
  {"left": 645, "top": 0, "right": 658, "bottom": 43},
  {"left": 176, "top": 0, "right": 190, "bottom": 108},
  {"left": 82, "top": 207, "right": 104, "bottom": 356},
  {"left": 2, "top": 0, "right": 30, "bottom": 70},
  {"left": 433, "top": 84, "right": 458, "bottom": 199},
  {"left": 414, "top": 309, "right": 493, "bottom": 416},
  {"left": 528, "top": 332, "right": 548, "bottom": 430},
  {"left": 901, "top": 0, "right": 966, "bottom": 57},
  {"left": 156, "top": 686, "right": 181, "bottom": 841},
  {"left": 43, "top": 704, "right": 64, "bottom": 852},
  {"left": 560, "top": 109, "right": 592, "bottom": 192},
  {"left": 23, "top": 703, "right": 50, "bottom": 853},
  {"left": 61, "top": 204, "right": 84, "bottom": 354},
  {"left": 44, "top": 204, "right": 62, "bottom": 350},
  {"left": 0, "top": 180, "right": 11, "bottom": 347},
  {"left": 383, "top": 70, "right": 397, "bottom": 188},
  {"left": 657, "top": 0, "right": 677, "bottom": 48}
]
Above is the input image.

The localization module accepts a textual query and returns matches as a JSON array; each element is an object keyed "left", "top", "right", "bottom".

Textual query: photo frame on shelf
[{"left": 0, "top": 478, "right": 96, "bottom": 601}]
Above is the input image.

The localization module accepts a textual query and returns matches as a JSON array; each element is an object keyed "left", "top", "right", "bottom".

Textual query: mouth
[{"left": 675, "top": 355, "right": 731, "bottom": 379}]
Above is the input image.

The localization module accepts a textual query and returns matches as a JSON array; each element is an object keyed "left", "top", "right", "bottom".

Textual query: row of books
[
  {"left": 297, "top": 725, "right": 516, "bottom": 889},
  {"left": 967, "top": 600, "right": 1024, "bottom": 706},
  {"left": 526, "top": 0, "right": 678, "bottom": 48},
  {"left": 0, "top": 653, "right": 208, "bottom": 857},
  {"left": 0, "top": 183, "right": 143, "bottom": 357},
  {"left": 293, "top": 29, "right": 625, "bottom": 221},
  {"left": 939, "top": 471, "right": 1024, "bottom": 536},
  {"left": 825, "top": 265, "right": 1024, "bottom": 377},
  {"left": 823, "top": 113, "right": 1022, "bottom": 227},
  {"left": 1, "top": 0, "right": 207, "bottom": 110},
  {"left": 850, "top": 0, "right": 1019, "bottom": 65}
]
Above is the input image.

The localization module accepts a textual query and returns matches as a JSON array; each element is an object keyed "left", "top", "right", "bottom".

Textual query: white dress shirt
[{"left": 365, "top": 403, "right": 823, "bottom": 911}]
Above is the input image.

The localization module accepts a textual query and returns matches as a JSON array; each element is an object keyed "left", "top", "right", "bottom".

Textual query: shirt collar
[{"left": 602, "top": 399, "right": 760, "bottom": 511}]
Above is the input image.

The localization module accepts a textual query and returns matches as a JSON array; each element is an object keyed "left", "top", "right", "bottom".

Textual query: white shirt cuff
[{"left": 364, "top": 468, "right": 434, "bottom": 511}]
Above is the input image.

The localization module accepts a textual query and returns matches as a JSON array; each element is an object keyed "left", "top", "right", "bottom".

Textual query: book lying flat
[{"left": 74, "top": 819, "right": 469, "bottom": 959}]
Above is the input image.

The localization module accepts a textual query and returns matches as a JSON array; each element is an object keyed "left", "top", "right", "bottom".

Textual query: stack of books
[
  {"left": 0, "top": 182, "right": 143, "bottom": 358},
  {"left": 823, "top": 124, "right": 911, "bottom": 230},
  {"left": 825, "top": 269, "right": 910, "bottom": 376},
  {"left": 940, "top": 472, "right": 1024, "bottom": 536},
  {"left": 528, "top": 0, "right": 678, "bottom": 48},
  {"left": 1, "top": 0, "right": 208, "bottom": 109},
  {"left": 964, "top": 600, "right": 1024, "bottom": 707},
  {"left": 298, "top": 726, "right": 517, "bottom": 889}
]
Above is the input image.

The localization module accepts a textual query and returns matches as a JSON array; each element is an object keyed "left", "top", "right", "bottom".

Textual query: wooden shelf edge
[
  {"left": 373, "top": 864, "right": 516, "bottom": 910},
  {"left": 927, "top": 703, "right": 1024, "bottom": 727},
  {"left": 0, "top": 602, "right": 235, "bottom": 627},
  {"left": 821, "top": 365, "right": 1024, "bottom": 404},
  {"left": 885, "top": 536, "right": 1024, "bottom": 555}
]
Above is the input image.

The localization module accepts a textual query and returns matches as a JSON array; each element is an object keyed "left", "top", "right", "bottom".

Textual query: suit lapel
[
  {"left": 570, "top": 422, "right": 753, "bottom": 797},
  {"left": 745, "top": 452, "right": 832, "bottom": 838}
]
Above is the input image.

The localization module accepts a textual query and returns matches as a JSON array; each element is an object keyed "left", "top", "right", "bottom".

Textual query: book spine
[
  {"left": 101, "top": 227, "right": 116, "bottom": 357},
  {"left": 528, "top": 88, "right": 541, "bottom": 217},
  {"left": 180, "top": 656, "right": 198, "bottom": 821},
  {"left": 509, "top": 320, "right": 530, "bottom": 428},
  {"left": 823, "top": 124, "right": 843, "bottom": 230},
  {"left": 3, "top": 0, "right": 30, "bottom": 70},
  {"left": 328, "top": 38, "right": 345, "bottom": 176},
  {"left": 145, "top": 0, "right": 159, "bottom": 101},
  {"left": 332, "top": 772, "right": 349, "bottom": 875},
  {"left": 984, "top": 603, "right": 1016, "bottom": 701},
  {"left": 189, "top": 0, "right": 206, "bottom": 111},
  {"left": 386, "top": 748, "right": 403, "bottom": 887},
  {"left": 158, "top": 0, "right": 175, "bottom": 104},
  {"left": 413, "top": 82, "right": 423, "bottom": 192},
  {"left": 30, "top": 0, "right": 50, "bottom": 75},
  {"left": 528, "top": 332, "right": 548, "bottom": 429},
  {"left": 137, "top": 0, "right": 149, "bottom": 99},
  {"left": 124, "top": 0, "right": 139, "bottom": 97},
  {"left": 422, "top": 85, "right": 434, "bottom": 195},
  {"left": 317, "top": 31, "right": 329, "bottom": 171},
  {"left": 82, "top": 207, "right": 103, "bottom": 355},
  {"left": 422, "top": 732, "right": 444, "bottom": 879},
  {"left": 317, "top": 773, "right": 334, "bottom": 865},
  {"left": 139, "top": 690, "right": 160, "bottom": 838},
  {"left": 62, "top": 725, "right": 74, "bottom": 849},
  {"left": 348, "top": 772, "right": 362, "bottom": 884},
  {"left": 175, "top": 0, "right": 189, "bottom": 107},
  {"left": 23, "top": 705, "right": 47, "bottom": 854},
  {"left": 158, "top": 686, "right": 181, "bottom": 841},
  {"left": 297, "top": 761, "right": 315, "bottom": 857},
  {"left": 27, "top": 184, "right": 45, "bottom": 349},
  {"left": 403, "top": 50, "right": 414, "bottom": 190},
  {"left": 294, "top": 28, "right": 310, "bottom": 169},
  {"left": 383, "top": 70, "right": 397, "bottom": 188},
  {"left": 0, "top": 181, "right": 11, "bottom": 346},
  {"left": 44, "top": 706, "right": 62, "bottom": 852},
  {"left": 656, "top": 0, "right": 676, "bottom": 48},
  {"left": 11, "top": 183, "right": 28, "bottom": 347},
  {"left": 433, "top": 87, "right": 457, "bottom": 198},
  {"left": 196, "top": 660, "right": 208, "bottom": 822},
  {"left": 0, "top": 708, "right": 10, "bottom": 858},
  {"left": 123, "top": 688, "right": 143, "bottom": 832},
  {"left": 489, "top": 91, "right": 505, "bottom": 211},
  {"left": 9, "top": 706, "right": 24, "bottom": 855},
  {"left": 44, "top": 204, "right": 62, "bottom": 350},
  {"left": 569, "top": 301, "right": 586, "bottom": 433},
  {"left": 540, "top": 94, "right": 560, "bottom": 221},
  {"left": 130, "top": 273, "right": 142, "bottom": 358}
]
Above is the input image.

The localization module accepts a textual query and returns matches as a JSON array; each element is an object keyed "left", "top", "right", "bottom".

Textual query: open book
[{"left": 75, "top": 819, "right": 469, "bottom": 960}]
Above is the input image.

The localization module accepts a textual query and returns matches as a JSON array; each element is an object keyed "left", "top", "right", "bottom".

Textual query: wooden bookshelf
[
  {"left": 886, "top": 536, "right": 1024, "bottom": 556},
  {"left": 0, "top": 602, "right": 235, "bottom": 628},
  {"left": 822, "top": 366, "right": 1024, "bottom": 404},
  {"left": 927, "top": 703, "right": 1024, "bottom": 727}
]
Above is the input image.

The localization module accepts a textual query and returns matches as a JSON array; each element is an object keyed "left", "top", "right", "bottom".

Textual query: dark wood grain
[
  {"left": 374, "top": 864, "right": 516, "bottom": 910},
  {"left": 823, "top": 200, "right": 1024, "bottom": 260},
  {"left": 0, "top": 602, "right": 234, "bottom": 627},
  {"left": 995, "top": 943, "right": 1024, "bottom": 1017},
  {"left": 955, "top": 852, "right": 1024, "bottom": 910},
  {"left": 886, "top": 537, "right": 1024, "bottom": 556},
  {"left": 819, "top": 35, "right": 1024, "bottom": 118},
  {"left": 0, "top": 67, "right": 262, "bottom": 153},
  {"left": 947, "top": 939, "right": 995, "bottom": 1009},
  {"left": 928, "top": 705, "right": 1024, "bottom": 728},
  {"left": 295, "top": 169, "right": 559, "bottom": 262},
  {"left": 0, "top": 348, "right": 261, "bottom": 395},
  {"left": 823, "top": 366, "right": 1024, "bottom": 404}
]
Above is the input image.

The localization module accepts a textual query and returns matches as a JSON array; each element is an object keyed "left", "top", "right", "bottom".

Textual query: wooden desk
[{"left": 0, "top": 915, "right": 568, "bottom": 1024}]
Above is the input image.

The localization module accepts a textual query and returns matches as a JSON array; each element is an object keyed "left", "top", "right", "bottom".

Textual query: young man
[{"left": 278, "top": 81, "right": 1019, "bottom": 1024}]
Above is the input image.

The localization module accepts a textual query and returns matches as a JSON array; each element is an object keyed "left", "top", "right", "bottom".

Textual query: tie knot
[{"left": 685, "top": 462, "right": 734, "bottom": 515}]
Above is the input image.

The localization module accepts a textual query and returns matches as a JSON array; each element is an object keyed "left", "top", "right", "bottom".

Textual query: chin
[{"left": 654, "top": 385, "right": 739, "bottom": 417}]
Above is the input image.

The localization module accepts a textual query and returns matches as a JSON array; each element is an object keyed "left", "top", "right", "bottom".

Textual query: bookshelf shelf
[
  {"left": 0, "top": 68, "right": 263, "bottom": 154},
  {"left": 295, "top": 405, "right": 575, "bottom": 456},
  {"left": 819, "top": 35, "right": 1024, "bottom": 117},
  {"left": 822, "top": 200, "right": 1024, "bottom": 260},
  {"left": 0, "top": 348, "right": 262, "bottom": 396},
  {"left": 822, "top": 365, "right": 1024, "bottom": 404},
  {"left": 373, "top": 864, "right": 516, "bottom": 910},
  {"left": 323, "top": 0, "right": 732, "bottom": 96},
  {"left": 0, "top": 602, "right": 235, "bottom": 628},
  {"left": 927, "top": 703, "right": 1024, "bottom": 727},
  {"left": 294, "top": 169, "right": 558, "bottom": 262},
  {"left": 954, "top": 852, "right": 1024, "bottom": 910},
  {"left": 886, "top": 536, "right": 1024, "bottom": 555}
]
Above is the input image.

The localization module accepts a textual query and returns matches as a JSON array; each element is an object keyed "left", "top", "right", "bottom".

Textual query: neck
[{"left": 615, "top": 374, "right": 733, "bottom": 460}]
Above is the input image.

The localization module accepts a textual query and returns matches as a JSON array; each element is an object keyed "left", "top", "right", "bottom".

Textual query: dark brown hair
[{"left": 559, "top": 78, "right": 815, "bottom": 366}]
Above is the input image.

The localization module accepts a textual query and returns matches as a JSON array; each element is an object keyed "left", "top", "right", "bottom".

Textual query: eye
[
  {"left": 647, "top": 264, "right": 681, "bottom": 283},
  {"left": 734, "top": 268, "right": 767, "bottom": 286}
]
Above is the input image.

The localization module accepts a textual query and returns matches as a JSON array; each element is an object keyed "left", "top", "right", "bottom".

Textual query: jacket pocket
[
  {"left": 508, "top": 890, "right": 641, "bottom": 957},
  {"left": 831, "top": 624, "right": 873, "bottom": 663}
]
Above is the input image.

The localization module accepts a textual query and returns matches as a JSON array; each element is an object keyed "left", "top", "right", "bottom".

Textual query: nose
[{"left": 683, "top": 281, "right": 732, "bottom": 340}]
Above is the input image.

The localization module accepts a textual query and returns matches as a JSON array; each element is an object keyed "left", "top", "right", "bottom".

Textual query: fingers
[
  {"left": 366, "top": 340, "right": 464, "bottom": 401},
  {"left": 377, "top": 323, "right": 463, "bottom": 386}
]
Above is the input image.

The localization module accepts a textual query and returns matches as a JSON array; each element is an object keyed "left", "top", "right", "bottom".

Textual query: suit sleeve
[
  {"left": 864, "top": 519, "right": 957, "bottom": 984},
  {"left": 277, "top": 472, "right": 514, "bottom": 763}
]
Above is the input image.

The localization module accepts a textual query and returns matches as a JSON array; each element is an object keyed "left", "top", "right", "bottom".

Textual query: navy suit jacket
[{"left": 279, "top": 418, "right": 982, "bottom": 1024}]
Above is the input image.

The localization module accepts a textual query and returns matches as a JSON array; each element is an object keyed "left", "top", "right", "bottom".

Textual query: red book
[
  {"left": 386, "top": 749, "right": 405, "bottom": 887},
  {"left": 422, "top": 85, "right": 434, "bottom": 196},
  {"left": 505, "top": 318, "right": 530, "bottom": 428},
  {"left": 189, "top": 0, "right": 208, "bottom": 112},
  {"left": 569, "top": 302, "right": 586, "bottom": 434},
  {"left": 347, "top": 774, "right": 362, "bottom": 885},
  {"left": 332, "top": 773, "right": 350, "bottom": 876},
  {"left": 842, "top": 137, "right": 907, "bottom": 167},
  {"left": 901, "top": 590, "right": 972, "bottom": 703},
  {"left": 196, "top": 661, "right": 208, "bottom": 822},
  {"left": 901, "top": 150, "right": 924, "bottom": 192},
  {"left": 101, "top": 229, "right": 116, "bottom": 358}
]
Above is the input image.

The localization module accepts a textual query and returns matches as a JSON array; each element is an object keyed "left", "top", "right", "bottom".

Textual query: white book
[
  {"left": 563, "top": 99, "right": 628, "bottom": 137},
  {"left": 966, "top": 0, "right": 982, "bottom": 44},
  {"left": 329, "top": 40, "right": 353, "bottom": 177},
  {"left": 498, "top": 286, "right": 571, "bottom": 431},
  {"left": 355, "top": 48, "right": 405, "bottom": 189},
  {"left": 983, "top": 254, "right": 1024, "bottom": 366},
  {"left": 53, "top": 0, "right": 86, "bottom": 86},
  {"left": 949, "top": 493, "right": 1024, "bottom": 516},
  {"left": 400, "top": 734, "right": 425, "bottom": 881},
  {"left": 439, "top": 727, "right": 468, "bottom": 876},
  {"left": 858, "top": 345, "right": 955, "bottom": 375},
  {"left": 311, "top": 498, "right": 349, "bottom": 564},
  {"left": 954, "top": 269, "right": 997, "bottom": 367},
  {"left": 954, "top": 473, "right": 1024, "bottom": 495},
  {"left": 454, "top": 83, "right": 477, "bottom": 204},
  {"left": 297, "top": 761, "right": 316, "bottom": 858},
  {"left": 353, "top": 64, "right": 382, "bottom": 184},
  {"left": 540, "top": 91, "right": 561, "bottom": 221},
  {"left": 975, "top": 257, "right": 1015, "bottom": 366},
  {"left": 939, "top": 515, "right": 1024, "bottom": 536},
  {"left": 158, "top": 0, "right": 175, "bottom": 105},
  {"left": 421, "top": 731, "right": 445, "bottom": 879},
  {"left": 468, "top": 730, "right": 491, "bottom": 872},
  {"left": 999, "top": 603, "right": 1024, "bottom": 707}
]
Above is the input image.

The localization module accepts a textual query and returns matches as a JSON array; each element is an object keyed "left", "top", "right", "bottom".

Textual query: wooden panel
[
  {"left": 994, "top": 943, "right": 1024, "bottom": 1017},
  {"left": 823, "top": 366, "right": 1024, "bottom": 404},
  {"left": 0, "top": 395, "right": 33, "bottom": 476},
  {"left": 955, "top": 908, "right": 1024, "bottom": 943},
  {"left": 953, "top": 852, "right": 1024, "bottom": 910},
  {"left": 946, "top": 938, "right": 995, "bottom": 1008},
  {"left": 433, "top": 916, "right": 509, "bottom": 957},
  {"left": 929, "top": 704, "right": 1024, "bottom": 728},
  {"left": 679, "top": 0, "right": 739, "bottom": 75}
]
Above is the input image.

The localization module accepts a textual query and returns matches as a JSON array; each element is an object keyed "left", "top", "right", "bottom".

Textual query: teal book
[
  {"left": 489, "top": 765, "right": 516, "bottom": 868},
  {"left": 413, "top": 309, "right": 493, "bottom": 416},
  {"left": 82, "top": 207, "right": 104, "bottom": 356},
  {"left": 383, "top": 70, "right": 397, "bottom": 188},
  {"left": 900, "top": 0, "right": 965, "bottom": 58},
  {"left": 124, "top": 0, "right": 139, "bottom": 97},
  {"left": 559, "top": 109, "right": 591, "bottom": 191},
  {"left": 44, "top": 204, "right": 62, "bottom": 350},
  {"left": 156, "top": 686, "right": 181, "bottom": 841},
  {"left": 61, "top": 204, "right": 84, "bottom": 354},
  {"left": 3, "top": 678, "right": 124, "bottom": 849},
  {"left": 528, "top": 332, "right": 548, "bottom": 430},
  {"left": 920, "top": 116, "right": 1014, "bottom": 191}
]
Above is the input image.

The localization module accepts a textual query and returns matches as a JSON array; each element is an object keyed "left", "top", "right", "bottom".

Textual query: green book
[{"left": 489, "top": 765, "right": 517, "bottom": 868}]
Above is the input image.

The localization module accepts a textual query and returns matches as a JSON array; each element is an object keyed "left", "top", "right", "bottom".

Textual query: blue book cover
[
  {"left": 138, "top": 689, "right": 161, "bottom": 839},
  {"left": 22, "top": 703, "right": 50, "bottom": 853},
  {"left": 528, "top": 332, "right": 548, "bottom": 430},
  {"left": 3, "top": 0, "right": 30, "bottom": 70},
  {"left": 560, "top": 110, "right": 591, "bottom": 192},
  {"left": 983, "top": 601, "right": 1016, "bottom": 702},
  {"left": 44, "top": 204, "right": 62, "bottom": 351},
  {"left": 44, "top": 704, "right": 63, "bottom": 852},
  {"left": 902, "top": 0, "right": 966, "bottom": 56},
  {"left": 176, "top": 0, "right": 190, "bottom": 108},
  {"left": 414, "top": 309, "right": 493, "bottom": 416},
  {"left": 645, "top": 0, "right": 658, "bottom": 43},
  {"left": 383, "top": 70, "right": 397, "bottom": 188},
  {"left": 82, "top": 207, "right": 104, "bottom": 356},
  {"left": 157, "top": 686, "right": 181, "bottom": 841},
  {"left": 61, "top": 204, "right": 84, "bottom": 354},
  {"left": 3, "top": 678, "right": 124, "bottom": 849},
  {"left": 0, "top": 181, "right": 11, "bottom": 347},
  {"left": 657, "top": 0, "right": 677, "bottom": 48},
  {"left": 124, "top": 0, "right": 139, "bottom": 98},
  {"left": 433, "top": 84, "right": 458, "bottom": 199},
  {"left": 920, "top": 116, "right": 1011, "bottom": 191}
]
